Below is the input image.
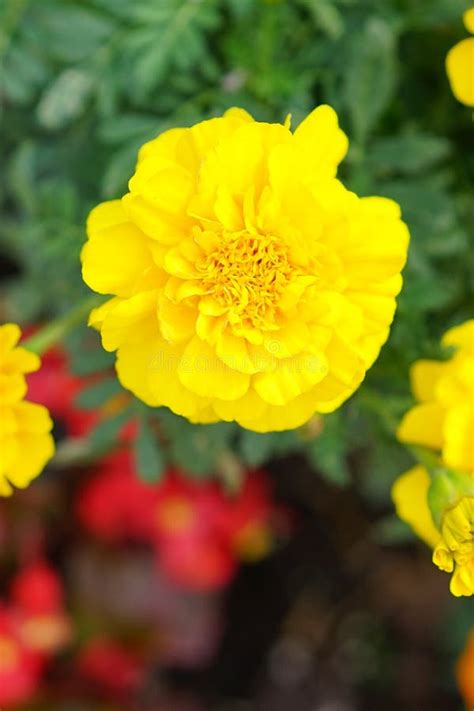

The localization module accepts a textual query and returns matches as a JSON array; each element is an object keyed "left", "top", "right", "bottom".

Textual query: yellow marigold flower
[
  {"left": 446, "top": 8, "right": 474, "bottom": 106},
  {"left": 81, "top": 106, "right": 409, "bottom": 432},
  {"left": 393, "top": 320, "right": 474, "bottom": 596},
  {"left": 398, "top": 320, "right": 474, "bottom": 472},
  {"left": 0, "top": 324, "right": 55, "bottom": 496},
  {"left": 392, "top": 467, "right": 473, "bottom": 597}
]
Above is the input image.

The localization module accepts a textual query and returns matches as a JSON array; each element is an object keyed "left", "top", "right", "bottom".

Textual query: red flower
[
  {"left": 11, "top": 560, "right": 64, "bottom": 615},
  {"left": 76, "top": 452, "right": 156, "bottom": 542},
  {"left": 77, "top": 637, "right": 144, "bottom": 697},
  {"left": 10, "top": 561, "right": 72, "bottom": 657},
  {"left": 77, "top": 451, "right": 277, "bottom": 591},
  {"left": 159, "top": 534, "right": 236, "bottom": 590},
  {"left": 0, "top": 604, "right": 43, "bottom": 708}
]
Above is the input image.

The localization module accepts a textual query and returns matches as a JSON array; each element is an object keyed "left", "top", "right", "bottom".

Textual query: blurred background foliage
[{"left": 1, "top": 0, "right": 473, "bottom": 709}]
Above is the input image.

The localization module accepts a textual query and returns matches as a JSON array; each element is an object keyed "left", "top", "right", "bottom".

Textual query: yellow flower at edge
[
  {"left": 81, "top": 105, "right": 409, "bottom": 432},
  {"left": 398, "top": 320, "right": 474, "bottom": 473},
  {"left": 393, "top": 320, "right": 474, "bottom": 597},
  {"left": 446, "top": 7, "right": 474, "bottom": 106},
  {"left": 0, "top": 324, "right": 55, "bottom": 496},
  {"left": 393, "top": 467, "right": 473, "bottom": 597}
]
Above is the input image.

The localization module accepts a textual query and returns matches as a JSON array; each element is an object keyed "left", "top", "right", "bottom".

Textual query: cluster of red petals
[
  {"left": 77, "top": 451, "right": 275, "bottom": 590},
  {"left": 0, "top": 561, "right": 71, "bottom": 708}
]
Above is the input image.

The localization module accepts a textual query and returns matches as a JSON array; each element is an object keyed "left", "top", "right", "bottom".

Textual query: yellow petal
[
  {"left": 464, "top": 7, "right": 474, "bottom": 33},
  {"left": 82, "top": 209, "right": 156, "bottom": 297},
  {"left": 234, "top": 388, "right": 321, "bottom": 433},
  {"left": 14, "top": 401, "right": 53, "bottom": 434},
  {"left": 88, "top": 297, "right": 121, "bottom": 330},
  {"left": 138, "top": 127, "right": 187, "bottom": 163},
  {"left": 178, "top": 337, "right": 250, "bottom": 400},
  {"left": 0, "top": 323, "right": 22, "bottom": 355},
  {"left": 3, "top": 432, "right": 55, "bottom": 490},
  {"left": 293, "top": 104, "right": 349, "bottom": 178},
  {"left": 391, "top": 466, "right": 441, "bottom": 549},
  {"left": 6, "top": 347, "right": 41, "bottom": 374},
  {"left": 442, "top": 319, "right": 474, "bottom": 352},
  {"left": 216, "top": 331, "right": 267, "bottom": 374},
  {"left": 410, "top": 360, "right": 445, "bottom": 403},
  {"left": 0, "top": 373, "right": 27, "bottom": 404},
  {"left": 397, "top": 402, "right": 445, "bottom": 450},
  {"left": 100, "top": 291, "right": 159, "bottom": 351},
  {"left": 253, "top": 351, "right": 328, "bottom": 406},
  {"left": 446, "top": 38, "right": 474, "bottom": 107},
  {"left": 443, "top": 404, "right": 474, "bottom": 472},
  {"left": 158, "top": 296, "right": 196, "bottom": 344}
]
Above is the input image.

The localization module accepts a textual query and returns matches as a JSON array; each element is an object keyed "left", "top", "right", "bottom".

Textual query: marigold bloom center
[
  {"left": 0, "top": 635, "right": 20, "bottom": 670},
  {"left": 198, "top": 230, "right": 294, "bottom": 328}
]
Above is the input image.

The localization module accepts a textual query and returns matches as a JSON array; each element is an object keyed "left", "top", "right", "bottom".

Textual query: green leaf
[
  {"left": 75, "top": 377, "right": 123, "bottom": 410},
  {"left": 28, "top": 2, "right": 115, "bottom": 62},
  {"left": 302, "top": 0, "right": 344, "bottom": 39},
  {"left": 307, "top": 413, "right": 350, "bottom": 486},
  {"left": 99, "top": 113, "right": 161, "bottom": 144},
  {"left": 239, "top": 432, "right": 277, "bottom": 467},
  {"left": 368, "top": 133, "right": 451, "bottom": 175},
  {"left": 344, "top": 17, "right": 398, "bottom": 143},
  {"left": 89, "top": 409, "right": 131, "bottom": 449},
  {"left": 134, "top": 418, "right": 164, "bottom": 482},
  {"left": 239, "top": 430, "right": 299, "bottom": 467},
  {"left": 37, "top": 69, "right": 94, "bottom": 130},
  {"left": 7, "top": 141, "right": 37, "bottom": 214},
  {"left": 102, "top": 144, "right": 141, "bottom": 197},
  {"left": 373, "top": 515, "right": 415, "bottom": 545}
]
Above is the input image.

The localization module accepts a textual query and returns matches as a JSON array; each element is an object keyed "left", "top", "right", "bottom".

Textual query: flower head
[
  {"left": 81, "top": 106, "right": 409, "bottom": 432},
  {"left": 0, "top": 605, "right": 43, "bottom": 708},
  {"left": 392, "top": 467, "right": 473, "bottom": 597},
  {"left": 0, "top": 561, "right": 71, "bottom": 707},
  {"left": 0, "top": 324, "right": 55, "bottom": 496},
  {"left": 393, "top": 320, "right": 474, "bottom": 597},
  {"left": 397, "top": 320, "right": 474, "bottom": 472},
  {"left": 446, "top": 8, "right": 474, "bottom": 106}
]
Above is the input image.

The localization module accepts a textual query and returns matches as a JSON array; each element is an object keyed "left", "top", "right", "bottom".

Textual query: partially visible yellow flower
[
  {"left": 392, "top": 466, "right": 440, "bottom": 548},
  {"left": 81, "top": 106, "right": 409, "bottom": 432},
  {"left": 433, "top": 496, "right": 473, "bottom": 596},
  {"left": 393, "top": 320, "right": 474, "bottom": 597},
  {"left": 0, "top": 324, "right": 55, "bottom": 496},
  {"left": 392, "top": 467, "right": 473, "bottom": 597},
  {"left": 398, "top": 320, "right": 474, "bottom": 472},
  {"left": 446, "top": 7, "right": 474, "bottom": 106}
]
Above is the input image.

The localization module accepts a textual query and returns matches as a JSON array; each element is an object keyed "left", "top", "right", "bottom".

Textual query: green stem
[
  {"left": 408, "top": 445, "right": 441, "bottom": 473},
  {"left": 24, "top": 295, "right": 102, "bottom": 356}
]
